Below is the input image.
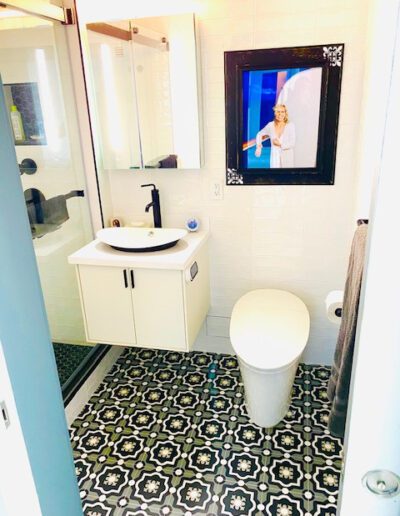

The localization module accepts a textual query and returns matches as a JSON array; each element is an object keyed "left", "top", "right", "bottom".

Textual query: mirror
[{"left": 82, "top": 13, "right": 202, "bottom": 170}]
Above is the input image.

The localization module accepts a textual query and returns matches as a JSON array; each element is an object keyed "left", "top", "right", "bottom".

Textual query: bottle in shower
[{"left": 10, "top": 105, "right": 25, "bottom": 142}]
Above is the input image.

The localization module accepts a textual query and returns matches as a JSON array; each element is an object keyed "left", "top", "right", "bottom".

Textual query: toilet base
[{"left": 238, "top": 357, "right": 300, "bottom": 428}]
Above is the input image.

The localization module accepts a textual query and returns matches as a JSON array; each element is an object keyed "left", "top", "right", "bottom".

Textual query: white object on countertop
[
  {"left": 68, "top": 230, "right": 209, "bottom": 270},
  {"left": 230, "top": 289, "right": 310, "bottom": 427},
  {"left": 325, "top": 290, "right": 344, "bottom": 324},
  {"left": 186, "top": 217, "right": 200, "bottom": 232}
]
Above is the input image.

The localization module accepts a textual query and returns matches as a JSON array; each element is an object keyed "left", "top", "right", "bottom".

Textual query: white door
[
  {"left": 0, "top": 342, "right": 41, "bottom": 516},
  {"left": 338, "top": 3, "right": 400, "bottom": 514}
]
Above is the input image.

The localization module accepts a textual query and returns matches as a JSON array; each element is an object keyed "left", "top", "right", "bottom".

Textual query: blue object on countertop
[{"left": 186, "top": 218, "right": 199, "bottom": 232}]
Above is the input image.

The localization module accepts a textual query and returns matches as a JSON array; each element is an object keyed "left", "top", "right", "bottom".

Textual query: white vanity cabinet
[{"left": 69, "top": 232, "right": 209, "bottom": 352}]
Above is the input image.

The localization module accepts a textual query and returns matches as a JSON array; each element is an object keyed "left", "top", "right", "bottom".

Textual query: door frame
[
  {"left": 0, "top": 0, "right": 69, "bottom": 23},
  {"left": 338, "top": 0, "right": 400, "bottom": 514},
  {"left": 0, "top": 74, "right": 83, "bottom": 515},
  {"left": 0, "top": 342, "right": 42, "bottom": 516}
]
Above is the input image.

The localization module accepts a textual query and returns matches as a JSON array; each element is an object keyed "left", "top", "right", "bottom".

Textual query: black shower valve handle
[
  {"left": 19, "top": 158, "right": 37, "bottom": 175},
  {"left": 64, "top": 190, "right": 85, "bottom": 200}
]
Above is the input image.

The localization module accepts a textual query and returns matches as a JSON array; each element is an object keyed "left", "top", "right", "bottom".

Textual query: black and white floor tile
[{"left": 70, "top": 348, "right": 343, "bottom": 515}]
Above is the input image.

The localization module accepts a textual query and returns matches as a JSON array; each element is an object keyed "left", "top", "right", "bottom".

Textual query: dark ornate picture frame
[{"left": 225, "top": 44, "right": 344, "bottom": 185}]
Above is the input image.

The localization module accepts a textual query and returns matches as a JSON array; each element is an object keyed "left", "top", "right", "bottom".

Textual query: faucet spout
[{"left": 145, "top": 202, "right": 154, "bottom": 213}]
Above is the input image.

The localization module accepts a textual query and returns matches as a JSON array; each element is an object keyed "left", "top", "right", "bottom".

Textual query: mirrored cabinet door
[
  {"left": 130, "top": 19, "right": 174, "bottom": 168},
  {"left": 86, "top": 23, "right": 142, "bottom": 169},
  {"left": 83, "top": 13, "right": 202, "bottom": 171}
]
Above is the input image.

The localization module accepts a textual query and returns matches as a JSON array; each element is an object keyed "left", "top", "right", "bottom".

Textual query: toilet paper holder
[{"left": 325, "top": 290, "right": 344, "bottom": 324}]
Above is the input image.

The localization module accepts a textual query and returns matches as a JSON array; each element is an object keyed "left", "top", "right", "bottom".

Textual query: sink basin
[{"left": 96, "top": 227, "right": 188, "bottom": 252}]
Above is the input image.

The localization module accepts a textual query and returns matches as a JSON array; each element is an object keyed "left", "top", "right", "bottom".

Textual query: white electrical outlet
[{"left": 210, "top": 180, "right": 224, "bottom": 200}]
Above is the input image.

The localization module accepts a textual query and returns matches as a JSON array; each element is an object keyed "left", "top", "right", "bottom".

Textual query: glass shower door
[{"left": 0, "top": 13, "right": 93, "bottom": 345}]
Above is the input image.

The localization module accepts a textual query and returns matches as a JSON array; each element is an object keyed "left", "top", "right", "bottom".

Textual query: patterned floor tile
[{"left": 70, "top": 348, "right": 344, "bottom": 515}]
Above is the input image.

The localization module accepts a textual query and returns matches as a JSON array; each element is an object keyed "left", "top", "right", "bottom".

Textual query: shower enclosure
[{"left": 0, "top": 4, "right": 100, "bottom": 392}]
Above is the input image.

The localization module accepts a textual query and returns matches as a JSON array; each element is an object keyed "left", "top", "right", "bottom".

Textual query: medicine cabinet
[{"left": 80, "top": 13, "right": 202, "bottom": 170}]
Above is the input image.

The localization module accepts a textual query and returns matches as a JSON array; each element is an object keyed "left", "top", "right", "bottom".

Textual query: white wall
[
  {"left": 80, "top": 0, "right": 371, "bottom": 364},
  {"left": 106, "top": 0, "right": 370, "bottom": 364}
]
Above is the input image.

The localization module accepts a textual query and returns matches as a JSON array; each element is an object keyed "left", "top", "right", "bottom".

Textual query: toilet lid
[{"left": 230, "top": 289, "right": 310, "bottom": 370}]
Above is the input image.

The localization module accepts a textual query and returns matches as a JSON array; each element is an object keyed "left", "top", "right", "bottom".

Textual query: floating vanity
[{"left": 68, "top": 231, "right": 210, "bottom": 351}]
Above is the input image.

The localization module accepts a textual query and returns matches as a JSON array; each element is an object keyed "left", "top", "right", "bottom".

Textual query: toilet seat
[{"left": 230, "top": 289, "right": 310, "bottom": 371}]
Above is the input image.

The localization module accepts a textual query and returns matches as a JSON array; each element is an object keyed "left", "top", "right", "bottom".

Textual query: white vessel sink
[{"left": 96, "top": 227, "right": 188, "bottom": 252}]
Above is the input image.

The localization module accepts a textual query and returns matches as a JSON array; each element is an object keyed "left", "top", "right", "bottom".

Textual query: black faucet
[{"left": 141, "top": 183, "right": 162, "bottom": 228}]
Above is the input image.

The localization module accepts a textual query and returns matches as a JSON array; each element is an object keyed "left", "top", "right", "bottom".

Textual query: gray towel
[{"left": 327, "top": 223, "right": 368, "bottom": 437}]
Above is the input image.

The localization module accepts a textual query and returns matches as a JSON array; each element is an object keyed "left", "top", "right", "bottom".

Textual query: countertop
[{"left": 68, "top": 230, "right": 209, "bottom": 270}]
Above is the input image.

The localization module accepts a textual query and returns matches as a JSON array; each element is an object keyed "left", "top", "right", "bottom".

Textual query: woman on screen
[{"left": 255, "top": 104, "right": 295, "bottom": 168}]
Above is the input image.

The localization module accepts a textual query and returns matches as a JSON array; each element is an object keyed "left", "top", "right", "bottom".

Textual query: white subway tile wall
[{"left": 107, "top": 0, "right": 369, "bottom": 364}]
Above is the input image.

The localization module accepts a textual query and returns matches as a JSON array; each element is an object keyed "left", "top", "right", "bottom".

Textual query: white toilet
[{"left": 230, "top": 289, "right": 310, "bottom": 428}]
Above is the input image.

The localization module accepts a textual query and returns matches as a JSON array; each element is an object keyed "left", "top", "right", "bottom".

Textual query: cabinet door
[
  {"left": 131, "top": 268, "right": 186, "bottom": 351},
  {"left": 78, "top": 265, "right": 136, "bottom": 345}
]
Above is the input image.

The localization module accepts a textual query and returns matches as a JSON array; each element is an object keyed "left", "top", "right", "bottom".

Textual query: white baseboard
[
  {"left": 206, "top": 315, "right": 231, "bottom": 338},
  {"left": 192, "top": 321, "right": 235, "bottom": 355}
]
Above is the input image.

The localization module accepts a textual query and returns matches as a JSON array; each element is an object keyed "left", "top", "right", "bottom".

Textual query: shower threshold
[{"left": 52, "top": 342, "right": 111, "bottom": 406}]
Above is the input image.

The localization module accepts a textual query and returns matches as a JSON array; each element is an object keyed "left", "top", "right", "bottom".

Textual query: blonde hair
[{"left": 273, "top": 104, "right": 289, "bottom": 123}]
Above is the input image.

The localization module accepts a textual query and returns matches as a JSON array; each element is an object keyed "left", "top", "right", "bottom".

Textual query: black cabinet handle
[
  {"left": 123, "top": 269, "right": 128, "bottom": 288},
  {"left": 130, "top": 270, "right": 135, "bottom": 288}
]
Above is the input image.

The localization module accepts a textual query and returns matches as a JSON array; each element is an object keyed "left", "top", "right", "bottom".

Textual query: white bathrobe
[{"left": 256, "top": 121, "right": 296, "bottom": 168}]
